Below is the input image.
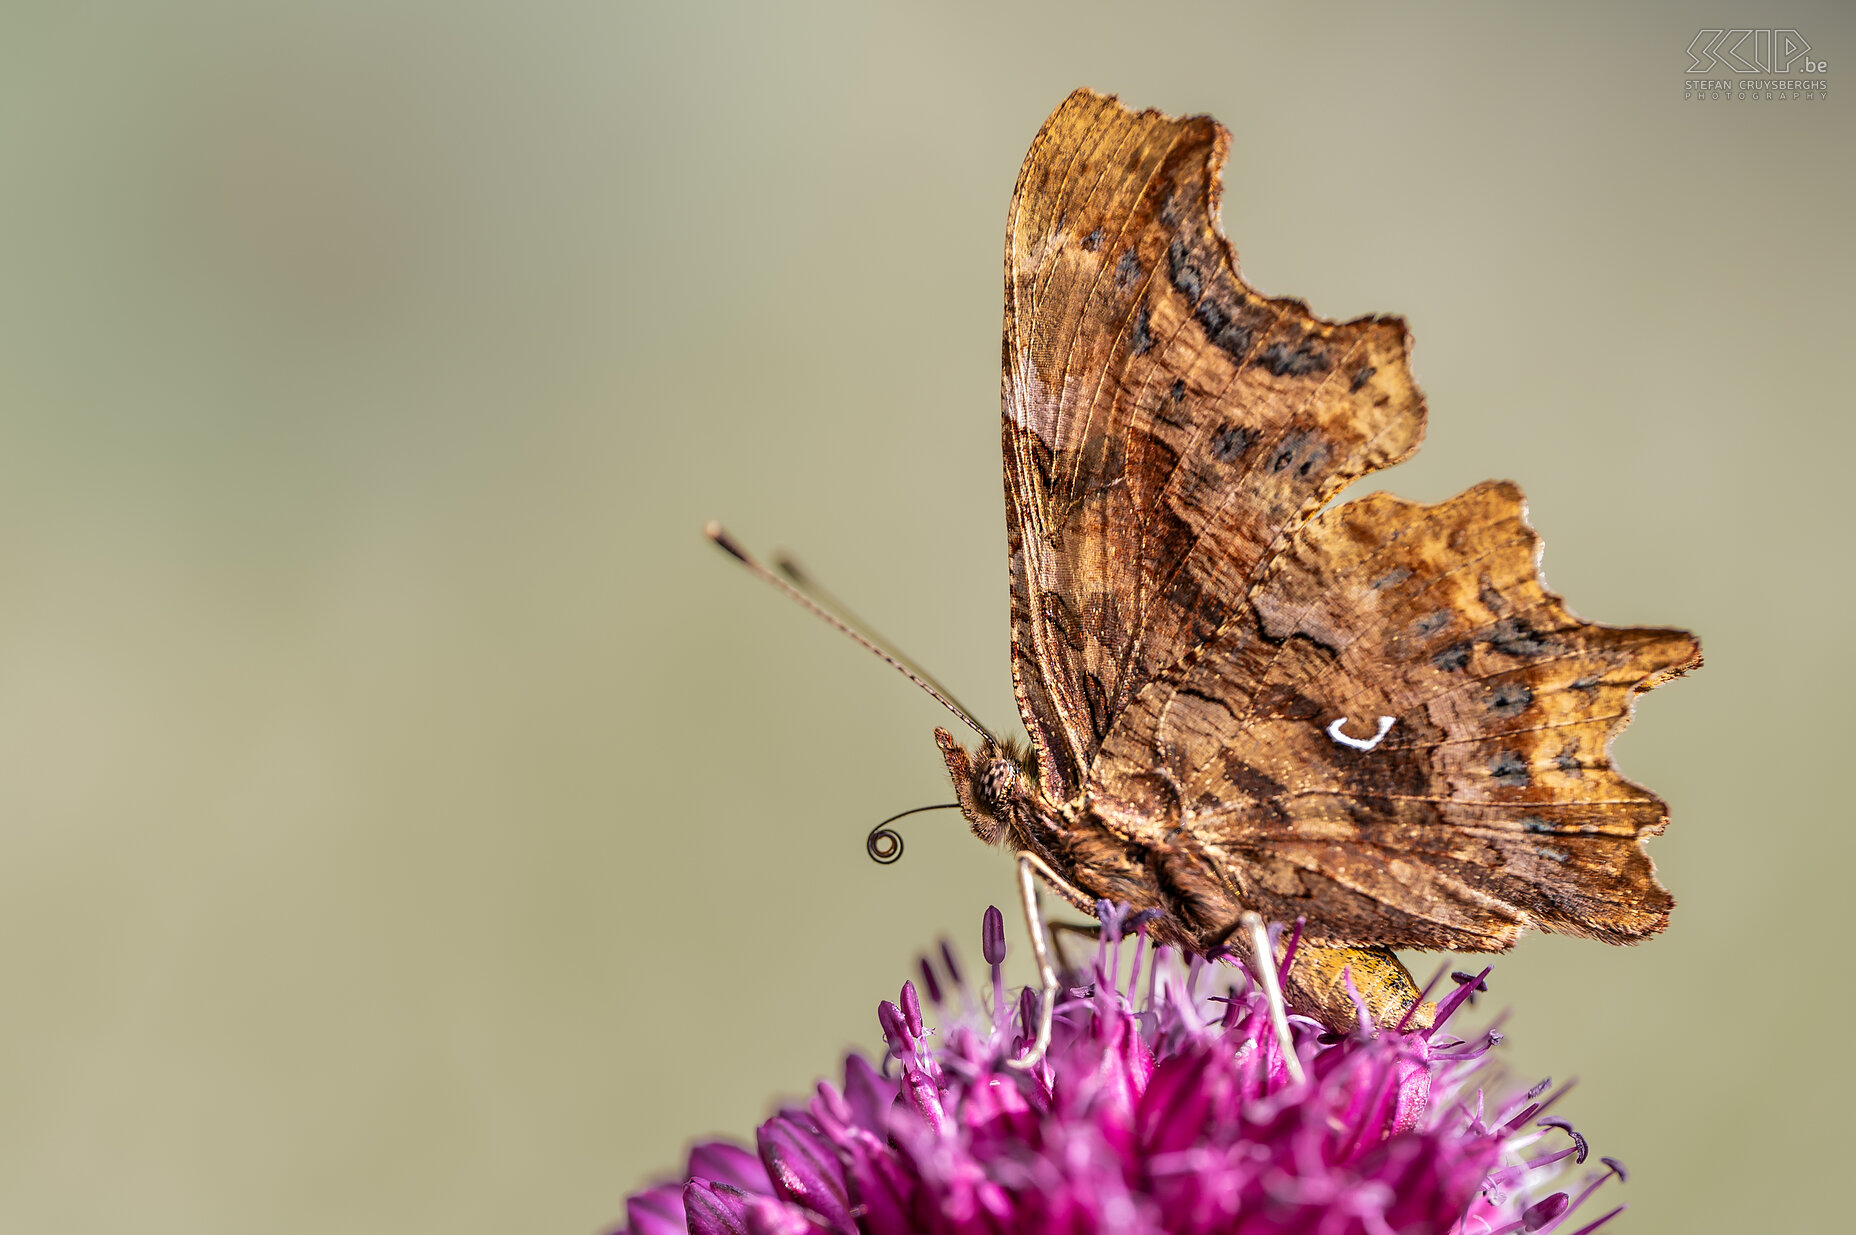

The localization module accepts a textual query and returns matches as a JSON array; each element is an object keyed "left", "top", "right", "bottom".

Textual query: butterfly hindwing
[{"left": 1090, "top": 481, "right": 1701, "bottom": 949}]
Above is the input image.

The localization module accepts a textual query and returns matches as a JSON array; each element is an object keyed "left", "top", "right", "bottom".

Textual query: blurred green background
[{"left": 0, "top": 2, "right": 1849, "bottom": 1232}]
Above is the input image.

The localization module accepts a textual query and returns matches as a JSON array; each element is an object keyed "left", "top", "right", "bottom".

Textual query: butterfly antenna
[
  {"left": 704, "top": 522, "right": 996, "bottom": 745},
  {"left": 773, "top": 549, "right": 978, "bottom": 722}
]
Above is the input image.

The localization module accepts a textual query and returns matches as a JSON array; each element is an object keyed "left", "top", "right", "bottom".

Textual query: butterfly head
[{"left": 933, "top": 727, "right": 1038, "bottom": 847}]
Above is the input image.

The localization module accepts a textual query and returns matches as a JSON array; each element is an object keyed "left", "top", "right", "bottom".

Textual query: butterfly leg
[
  {"left": 1241, "top": 912, "right": 1307, "bottom": 1084},
  {"left": 1004, "top": 850, "right": 1088, "bottom": 1071}
]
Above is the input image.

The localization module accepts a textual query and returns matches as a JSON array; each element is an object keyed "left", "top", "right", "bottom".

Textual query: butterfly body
[{"left": 945, "top": 90, "right": 1699, "bottom": 1031}]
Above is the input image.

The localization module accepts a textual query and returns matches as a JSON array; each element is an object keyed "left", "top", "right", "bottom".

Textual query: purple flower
[{"left": 615, "top": 907, "right": 1631, "bottom": 1235}]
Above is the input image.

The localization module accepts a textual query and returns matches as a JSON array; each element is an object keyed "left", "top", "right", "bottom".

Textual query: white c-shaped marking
[{"left": 1328, "top": 715, "right": 1396, "bottom": 751}]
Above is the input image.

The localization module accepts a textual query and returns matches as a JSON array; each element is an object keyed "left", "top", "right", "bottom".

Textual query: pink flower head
[{"left": 617, "top": 906, "right": 1630, "bottom": 1235}]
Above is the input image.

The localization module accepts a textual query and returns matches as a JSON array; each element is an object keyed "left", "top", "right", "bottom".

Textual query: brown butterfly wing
[
  {"left": 1004, "top": 90, "right": 1699, "bottom": 952},
  {"left": 1091, "top": 481, "right": 1701, "bottom": 950},
  {"left": 1003, "top": 89, "right": 1424, "bottom": 799}
]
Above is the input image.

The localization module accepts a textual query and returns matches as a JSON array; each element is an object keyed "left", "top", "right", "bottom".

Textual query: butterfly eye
[{"left": 977, "top": 759, "right": 1019, "bottom": 809}]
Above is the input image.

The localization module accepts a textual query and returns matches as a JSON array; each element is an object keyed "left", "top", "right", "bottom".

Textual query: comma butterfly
[{"left": 713, "top": 89, "right": 1699, "bottom": 1055}]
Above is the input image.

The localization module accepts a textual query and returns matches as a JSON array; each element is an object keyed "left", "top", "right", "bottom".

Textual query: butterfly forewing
[{"left": 1004, "top": 89, "right": 1425, "bottom": 799}]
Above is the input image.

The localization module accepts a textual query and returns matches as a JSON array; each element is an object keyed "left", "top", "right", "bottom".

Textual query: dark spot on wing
[
  {"left": 1194, "top": 295, "right": 1253, "bottom": 358},
  {"left": 1521, "top": 816, "right": 1555, "bottom": 834},
  {"left": 1488, "top": 681, "right": 1534, "bottom": 718},
  {"left": 1214, "top": 752, "right": 1290, "bottom": 823},
  {"left": 1164, "top": 571, "right": 1205, "bottom": 619},
  {"left": 1151, "top": 393, "right": 1193, "bottom": 433},
  {"left": 1555, "top": 741, "right": 1582, "bottom": 775},
  {"left": 1082, "top": 227, "right": 1104, "bottom": 252},
  {"left": 1025, "top": 436, "right": 1055, "bottom": 491},
  {"left": 1169, "top": 377, "right": 1186, "bottom": 402},
  {"left": 1570, "top": 674, "right": 1601, "bottom": 692},
  {"left": 1489, "top": 751, "right": 1530, "bottom": 787},
  {"left": 1488, "top": 617, "right": 1550, "bottom": 657},
  {"left": 1432, "top": 642, "right": 1471, "bottom": 672},
  {"left": 1130, "top": 304, "right": 1153, "bottom": 355},
  {"left": 1254, "top": 340, "right": 1330, "bottom": 377},
  {"left": 1193, "top": 295, "right": 1227, "bottom": 337},
  {"left": 1081, "top": 671, "right": 1110, "bottom": 739},
  {"left": 1211, "top": 423, "right": 1253, "bottom": 463},
  {"left": 1168, "top": 237, "right": 1203, "bottom": 303},
  {"left": 1412, "top": 611, "right": 1451, "bottom": 637},
  {"left": 1115, "top": 248, "right": 1142, "bottom": 288},
  {"left": 1350, "top": 364, "right": 1376, "bottom": 392},
  {"left": 1269, "top": 428, "right": 1325, "bottom": 476},
  {"left": 1371, "top": 567, "right": 1412, "bottom": 591},
  {"left": 1478, "top": 574, "right": 1508, "bottom": 616},
  {"left": 1252, "top": 671, "right": 1334, "bottom": 721},
  {"left": 1291, "top": 630, "right": 1342, "bottom": 666}
]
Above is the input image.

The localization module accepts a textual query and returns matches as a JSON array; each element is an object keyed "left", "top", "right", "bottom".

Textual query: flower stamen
[{"left": 617, "top": 906, "right": 1631, "bottom": 1235}]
